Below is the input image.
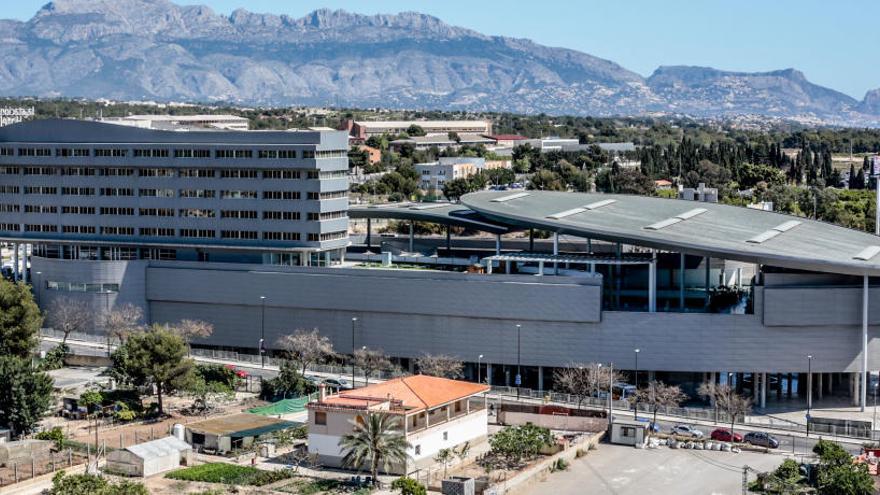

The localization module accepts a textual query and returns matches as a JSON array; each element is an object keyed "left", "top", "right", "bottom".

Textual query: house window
[
  {"left": 315, "top": 411, "right": 327, "bottom": 425},
  {"left": 621, "top": 427, "right": 636, "bottom": 438}
]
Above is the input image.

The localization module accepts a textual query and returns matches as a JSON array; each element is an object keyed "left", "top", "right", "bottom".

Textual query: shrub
[
  {"left": 391, "top": 477, "right": 426, "bottom": 495},
  {"left": 42, "top": 344, "right": 69, "bottom": 370},
  {"left": 48, "top": 471, "right": 149, "bottom": 495},
  {"left": 36, "top": 427, "right": 66, "bottom": 450},
  {"left": 165, "top": 463, "right": 293, "bottom": 486},
  {"left": 489, "top": 424, "right": 553, "bottom": 467}
]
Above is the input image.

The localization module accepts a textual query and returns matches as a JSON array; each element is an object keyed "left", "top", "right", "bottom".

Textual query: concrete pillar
[
  {"left": 366, "top": 218, "right": 372, "bottom": 248},
  {"left": 446, "top": 225, "right": 451, "bottom": 252},
  {"left": 12, "top": 243, "right": 19, "bottom": 281},
  {"left": 587, "top": 238, "right": 592, "bottom": 254},
  {"left": 538, "top": 367, "right": 544, "bottom": 391},
  {"left": 704, "top": 256, "right": 711, "bottom": 308},
  {"left": 760, "top": 372, "right": 767, "bottom": 409},
  {"left": 807, "top": 372, "right": 812, "bottom": 409},
  {"left": 505, "top": 260, "right": 511, "bottom": 275},
  {"left": 818, "top": 372, "right": 823, "bottom": 400},
  {"left": 408, "top": 221, "right": 414, "bottom": 253},
  {"left": 486, "top": 364, "right": 493, "bottom": 386},
  {"left": 495, "top": 234, "right": 501, "bottom": 256},
  {"left": 553, "top": 232, "right": 559, "bottom": 275},
  {"left": 537, "top": 260, "right": 544, "bottom": 276},
  {"left": 852, "top": 372, "right": 861, "bottom": 407},
  {"left": 752, "top": 373, "right": 760, "bottom": 403},
  {"left": 827, "top": 373, "right": 833, "bottom": 396},
  {"left": 648, "top": 252, "right": 657, "bottom": 313},
  {"left": 777, "top": 373, "right": 783, "bottom": 400},
  {"left": 862, "top": 275, "right": 869, "bottom": 411},
  {"left": 529, "top": 229, "right": 534, "bottom": 251},
  {"left": 787, "top": 373, "right": 793, "bottom": 398},
  {"left": 679, "top": 253, "right": 686, "bottom": 310}
]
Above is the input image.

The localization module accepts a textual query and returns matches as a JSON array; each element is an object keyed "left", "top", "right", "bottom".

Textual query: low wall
[
  {"left": 497, "top": 411, "right": 607, "bottom": 433},
  {"left": 64, "top": 354, "right": 112, "bottom": 367}
]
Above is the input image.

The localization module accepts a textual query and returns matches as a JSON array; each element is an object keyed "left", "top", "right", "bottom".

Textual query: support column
[
  {"left": 827, "top": 373, "right": 833, "bottom": 396},
  {"left": 818, "top": 372, "right": 823, "bottom": 400},
  {"left": 807, "top": 371, "right": 813, "bottom": 410},
  {"left": 787, "top": 373, "right": 793, "bottom": 398},
  {"left": 538, "top": 367, "right": 544, "bottom": 391},
  {"left": 704, "top": 256, "right": 711, "bottom": 308},
  {"left": 486, "top": 363, "right": 493, "bottom": 386},
  {"left": 648, "top": 252, "right": 657, "bottom": 313},
  {"left": 408, "top": 221, "right": 414, "bottom": 253},
  {"left": 495, "top": 234, "right": 501, "bottom": 256},
  {"left": 446, "top": 225, "right": 451, "bottom": 252},
  {"left": 553, "top": 232, "right": 559, "bottom": 275},
  {"left": 587, "top": 238, "right": 592, "bottom": 254},
  {"left": 679, "top": 252, "right": 686, "bottom": 310},
  {"left": 862, "top": 275, "right": 869, "bottom": 411},
  {"left": 753, "top": 373, "right": 760, "bottom": 403},
  {"left": 852, "top": 373, "right": 860, "bottom": 407},
  {"left": 776, "top": 374, "right": 782, "bottom": 400},
  {"left": 366, "top": 218, "right": 372, "bottom": 249},
  {"left": 529, "top": 229, "right": 534, "bottom": 252},
  {"left": 760, "top": 372, "right": 767, "bottom": 409},
  {"left": 12, "top": 243, "right": 19, "bottom": 281}
]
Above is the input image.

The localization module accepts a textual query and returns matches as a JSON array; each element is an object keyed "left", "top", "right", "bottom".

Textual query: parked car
[
  {"left": 323, "top": 378, "right": 351, "bottom": 390},
  {"left": 743, "top": 431, "right": 779, "bottom": 448},
  {"left": 670, "top": 425, "right": 704, "bottom": 438},
  {"left": 710, "top": 428, "right": 743, "bottom": 442}
]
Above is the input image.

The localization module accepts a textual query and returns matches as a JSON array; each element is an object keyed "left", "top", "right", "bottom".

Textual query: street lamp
[
  {"left": 596, "top": 363, "right": 603, "bottom": 404},
  {"left": 515, "top": 324, "right": 522, "bottom": 399},
  {"left": 807, "top": 355, "right": 813, "bottom": 437},
  {"left": 259, "top": 296, "right": 266, "bottom": 368},
  {"left": 351, "top": 317, "right": 358, "bottom": 387},
  {"left": 478, "top": 354, "right": 484, "bottom": 384},
  {"left": 634, "top": 349, "right": 640, "bottom": 419}
]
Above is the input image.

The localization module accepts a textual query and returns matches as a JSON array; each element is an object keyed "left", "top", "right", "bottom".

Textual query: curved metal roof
[
  {"left": 349, "top": 202, "right": 510, "bottom": 234},
  {"left": 462, "top": 190, "right": 880, "bottom": 276}
]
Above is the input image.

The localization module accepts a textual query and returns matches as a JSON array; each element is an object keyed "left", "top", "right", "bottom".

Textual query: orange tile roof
[{"left": 319, "top": 375, "right": 489, "bottom": 413}]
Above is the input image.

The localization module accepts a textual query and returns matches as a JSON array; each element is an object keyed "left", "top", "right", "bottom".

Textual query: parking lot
[{"left": 534, "top": 443, "right": 789, "bottom": 495}]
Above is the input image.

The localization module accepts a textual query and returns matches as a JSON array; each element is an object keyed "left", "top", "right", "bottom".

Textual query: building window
[
  {"left": 220, "top": 169, "right": 259, "bottom": 178},
  {"left": 139, "top": 227, "right": 175, "bottom": 237},
  {"left": 0, "top": 223, "right": 20, "bottom": 231},
  {"left": 139, "top": 188, "right": 175, "bottom": 198},
  {"left": 174, "top": 149, "right": 211, "bottom": 158},
  {"left": 101, "top": 226, "right": 134, "bottom": 236},
  {"left": 139, "top": 168, "right": 175, "bottom": 177},
  {"left": 263, "top": 211, "right": 300, "bottom": 220},
  {"left": 62, "top": 167, "right": 95, "bottom": 176},
  {"left": 100, "top": 188, "right": 134, "bottom": 197},
  {"left": 621, "top": 426, "right": 636, "bottom": 438},
  {"left": 221, "top": 230, "right": 258, "bottom": 240},
  {"left": 215, "top": 149, "right": 253, "bottom": 159},
  {"left": 221, "top": 210, "right": 258, "bottom": 219},
  {"left": 263, "top": 232, "right": 300, "bottom": 241},
  {"left": 24, "top": 186, "right": 57, "bottom": 195},
  {"left": 139, "top": 208, "right": 175, "bottom": 217},
  {"left": 308, "top": 211, "right": 347, "bottom": 221},
  {"left": 309, "top": 230, "right": 347, "bottom": 242},
  {"left": 263, "top": 170, "right": 300, "bottom": 179},
  {"left": 179, "top": 168, "right": 215, "bottom": 177},
  {"left": 180, "top": 189, "right": 216, "bottom": 198},
  {"left": 61, "top": 187, "right": 95, "bottom": 196},
  {"left": 0, "top": 185, "right": 20, "bottom": 194},
  {"left": 18, "top": 148, "right": 52, "bottom": 157},
  {"left": 62, "top": 225, "right": 96, "bottom": 234},
  {"left": 0, "top": 204, "right": 20, "bottom": 212},
  {"left": 0, "top": 148, "right": 14, "bottom": 156},
  {"left": 133, "top": 149, "right": 169, "bottom": 158},
  {"left": 220, "top": 190, "right": 257, "bottom": 199},
  {"left": 308, "top": 190, "right": 347, "bottom": 200},
  {"left": 179, "top": 208, "right": 215, "bottom": 218},
  {"left": 24, "top": 224, "right": 58, "bottom": 232},
  {"left": 47, "top": 281, "right": 119, "bottom": 293},
  {"left": 180, "top": 229, "right": 215, "bottom": 239},
  {"left": 94, "top": 149, "right": 127, "bottom": 157},
  {"left": 24, "top": 205, "right": 57, "bottom": 214},
  {"left": 23, "top": 167, "right": 55, "bottom": 175},
  {"left": 100, "top": 167, "right": 135, "bottom": 176},
  {"left": 0, "top": 166, "right": 20, "bottom": 175},
  {"left": 262, "top": 191, "right": 300, "bottom": 200},
  {"left": 62, "top": 206, "right": 95, "bottom": 214},
  {"left": 314, "top": 411, "right": 327, "bottom": 425},
  {"left": 302, "top": 150, "right": 315, "bottom": 159},
  {"left": 56, "top": 148, "right": 90, "bottom": 157},
  {"left": 100, "top": 207, "right": 135, "bottom": 216}
]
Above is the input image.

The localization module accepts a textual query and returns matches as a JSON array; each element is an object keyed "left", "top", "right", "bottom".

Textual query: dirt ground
[{"left": 0, "top": 451, "right": 89, "bottom": 487}]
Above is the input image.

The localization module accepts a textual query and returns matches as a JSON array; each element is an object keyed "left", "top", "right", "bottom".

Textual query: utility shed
[
  {"left": 105, "top": 436, "right": 191, "bottom": 477},
  {"left": 185, "top": 413, "right": 298, "bottom": 454},
  {"left": 609, "top": 419, "right": 650, "bottom": 447}
]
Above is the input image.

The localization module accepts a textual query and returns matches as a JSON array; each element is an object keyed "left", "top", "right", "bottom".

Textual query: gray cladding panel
[
  {"left": 145, "top": 266, "right": 601, "bottom": 323},
  {"left": 763, "top": 286, "right": 880, "bottom": 326}
]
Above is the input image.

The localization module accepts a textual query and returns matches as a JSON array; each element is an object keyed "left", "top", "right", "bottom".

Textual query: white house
[{"left": 307, "top": 375, "right": 490, "bottom": 474}]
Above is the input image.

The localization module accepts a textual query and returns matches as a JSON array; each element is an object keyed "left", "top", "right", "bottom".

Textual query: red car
[{"left": 710, "top": 428, "right": 743, "bottom": 442}]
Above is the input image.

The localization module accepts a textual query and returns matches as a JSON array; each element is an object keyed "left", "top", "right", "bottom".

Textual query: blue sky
[{"left": 8, "top": 0, "right": 878, "bottom": 99}]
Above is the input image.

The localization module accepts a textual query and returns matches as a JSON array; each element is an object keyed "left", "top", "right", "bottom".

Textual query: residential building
[
  {"left": 340, "top": 119, "right": 492, "bottom": 140},
  {"left": 389, "top": 134, "right": 495, "bottom": 151},
  {"left": 679, "top": 182, "right": 719, "bottom": 202},
  {"left": 486, "top": 134, "right": 528, "bottom": 148},
  {"left": 415, "top": 157, "right": 487, "bottom": 190},
  {"left": 307, "top": 375, "right": 489, "bottom": 473}
]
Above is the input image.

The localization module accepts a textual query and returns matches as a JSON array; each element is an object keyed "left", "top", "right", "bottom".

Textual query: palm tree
[{"left": 339, "top": 412, "right": 411, "bottom": 484}]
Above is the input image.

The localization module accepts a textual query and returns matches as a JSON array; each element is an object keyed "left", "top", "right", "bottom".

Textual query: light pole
[
  {"left": 351, "top": 317, "right": 358, "bottom": 387},
  {"left": 515, "top": 324, "right": 522, "bottom": 399},
  {"left": 596, "top": 363, "right": 603, "bottom": 404},
  {"left": 34, "top": 271, "right": 42, "bottom": 307},
  {"left": 478, "top": 354, "right": 484, "bottom": 384},
  {"left": 806, "top": 355, "right": 812, "bottom": 437},
  {"left": 259, "top": 296, "right": 266, "bottom": 368},
  {"left": 634, "top": 349, "right": 640, "bottom": 419}
]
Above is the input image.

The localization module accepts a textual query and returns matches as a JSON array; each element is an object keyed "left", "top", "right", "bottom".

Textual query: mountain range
[{"left": 1, "top": 0, "right": 878, "bottom": 125}]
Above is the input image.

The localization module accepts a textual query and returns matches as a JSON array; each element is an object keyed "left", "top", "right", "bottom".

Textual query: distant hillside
[{"left": 0, "top": 0, "right": 878, "bottom": 125}]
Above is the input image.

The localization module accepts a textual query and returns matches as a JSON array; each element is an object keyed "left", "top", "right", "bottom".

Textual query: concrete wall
[{"left": 763, "top": 285, "right": 880, "bottom": 327}]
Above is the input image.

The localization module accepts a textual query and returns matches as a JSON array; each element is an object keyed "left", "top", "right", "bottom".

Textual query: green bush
[
  {"left": 42, "top": 344, "right": 69, "bottom": 370},
  {"left": 48, "top": 471, "right": 149, "bottom": 495},
  {"left": 36, "top": 427, "right": 66, "bottom": 450},
  {"left": 391, "top": 477, "right": 426, "bottom": 495},
  {"left": 165, "top": 463, "right": 293, "bottom": 486}
]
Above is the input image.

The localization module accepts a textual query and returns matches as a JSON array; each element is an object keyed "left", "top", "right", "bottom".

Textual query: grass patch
[
  {"left": 166, "top": 463, "right": 294, "bottom": 486},
  {"left": 281, "top": 479, "right": 342, "bottom": 494}
]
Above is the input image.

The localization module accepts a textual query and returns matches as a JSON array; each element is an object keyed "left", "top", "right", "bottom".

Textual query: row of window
[
  {"left": 46, "top": 281, "right": 120, "bottom": 293},
  {"left": 0, "top": 205, "right": 346, "bottom": 221},
  {"left": 0, "top": 167, "right": 344, "bottom": 179},
  {"left": 6, "top": 147, "right": 346, "bottom": 159},
  {"left": 3, "top": 187, "right": 340, "bottom": 199},
  {"left": 3, "top": 223, "right": 342, "bottom": 242}
]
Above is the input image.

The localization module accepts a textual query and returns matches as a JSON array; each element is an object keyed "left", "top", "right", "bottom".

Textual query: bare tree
[
  {"left": 100, "top": 304, "right": 145, "bottom": 344},
  {"left": 174, "top": 319, "right": 214, "bottom": 353},
  {"left": 278, "top": 328, "right": 336, "bottom": 376},
  {"left": 554, "top": 362, "right": 624, "bottom": 409},
  {"left": 46, "top": 297, "right": 92, "bottom": 344},
  {"left": 632, "top": 380, "right": 687, "bottom": 425},
  {"left": 698, "top": 382, "right": 752, "bottom": 441},
  {"left": 353, "top": 347, "right": 393, "bottom": 385},
  {"left": 415, "top": 353, "right": 464, "bottom": 379}
]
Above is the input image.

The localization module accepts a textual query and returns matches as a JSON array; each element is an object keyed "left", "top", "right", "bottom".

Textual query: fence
[{"left": 0, "top": 449, "right": 81, "bottom": 487}]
